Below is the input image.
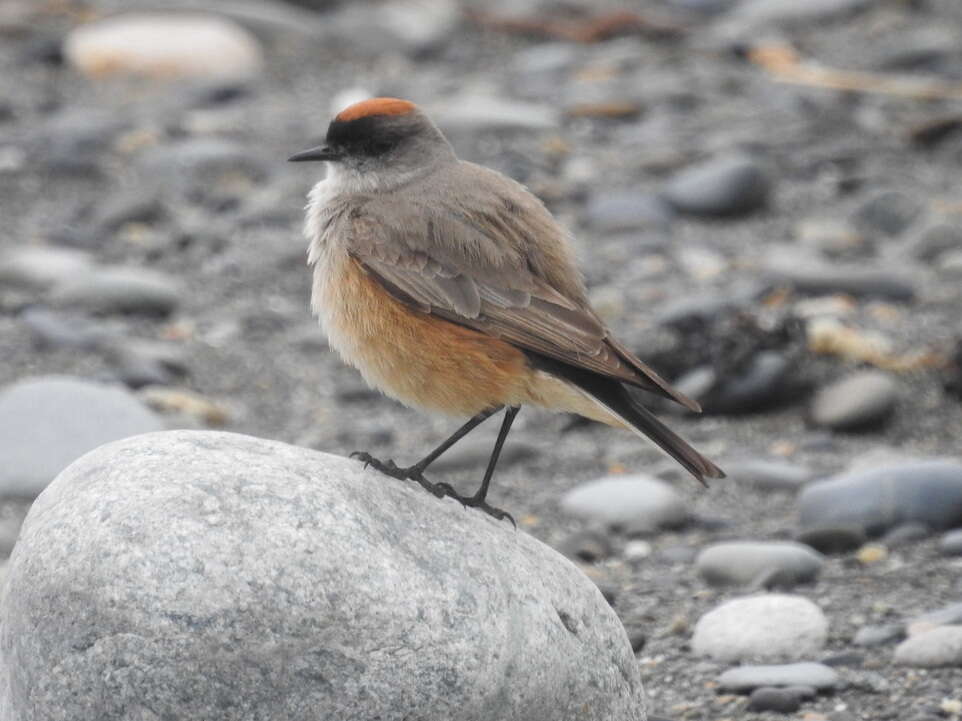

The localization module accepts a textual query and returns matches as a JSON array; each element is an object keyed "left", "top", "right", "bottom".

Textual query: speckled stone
[
  {"left": 0, "top": 431, "right": 645, "bottom": 721},
  {"left": 692, "top": 594, "right": 828, "bottom": 661}
]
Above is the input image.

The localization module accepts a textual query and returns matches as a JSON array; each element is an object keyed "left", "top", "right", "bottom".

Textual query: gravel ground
[{"left": 2, "top": 0, "right": 962, "bottom": 719}]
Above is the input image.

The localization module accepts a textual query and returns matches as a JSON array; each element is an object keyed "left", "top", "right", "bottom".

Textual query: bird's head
[{"left": 289, "top": 97, "right": 455, "bottom": 183}]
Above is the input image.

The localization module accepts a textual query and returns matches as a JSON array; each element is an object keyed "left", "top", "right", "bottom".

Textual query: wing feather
[{"left": 335, "top": 162, "right": 698, "bottom": 410}]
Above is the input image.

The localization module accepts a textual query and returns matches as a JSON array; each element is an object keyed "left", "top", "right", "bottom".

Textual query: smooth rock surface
[
  {"left": 940, "top": 529, "right": 962, "bottom": 556},
  {"left": 717, "top": 662, "right": 840, "bottom": 692},
  {"left": 64, "top": 12, "right": 263, "bottom": 79},
  {"left": 49, "top": 266, "right": 182, "bottom": 315},
  {"left": 560, "top": 475, "right": 689, "bottom": 533},
  {"left": 696, "top": 541, "right": 824, "bottom": 588},
  {"left": 692, "top": 594, "right": 828, "bottom": 661},
  {"left": 797, "top": 460, "right": 962, "bottom": 534},
  {"left": 0, "top": 375, "right": 163, "bottom": 498},
  {"left": 809, "top": 371, "right": 898, "bottom": 431},
  {"left": 0, "top": 246, "right": 92, "bottom": 290},
  {"left": 663, "top": 154, "right": 770, "bottom": 217},
  {"left": 0, "top": 431, "right": 646, "bottom": 721},
  {"left": 894, "top": 627, "right": 962, "bottom": 668}
]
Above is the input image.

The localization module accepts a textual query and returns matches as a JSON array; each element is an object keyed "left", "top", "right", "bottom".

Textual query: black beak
[{"left": 288, "top": 145, "right": 342, "bottom": 162}]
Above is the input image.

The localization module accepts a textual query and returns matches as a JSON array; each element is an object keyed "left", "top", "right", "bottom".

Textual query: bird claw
[{"left": 351, "top": 450, "right": 515, "bottom": 527}]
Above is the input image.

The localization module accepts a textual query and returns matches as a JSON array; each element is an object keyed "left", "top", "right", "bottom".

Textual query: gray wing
[{"left": 336, "top": 163, "right": 699, "bottom": 411}]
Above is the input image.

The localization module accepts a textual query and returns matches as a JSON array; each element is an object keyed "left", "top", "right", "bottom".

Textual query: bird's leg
[
  {"left": 456, "top": 406, "right": 520, "bottom": 525},
  {"left": 351, "top": 406, "right": 502, "bottom": 491}
]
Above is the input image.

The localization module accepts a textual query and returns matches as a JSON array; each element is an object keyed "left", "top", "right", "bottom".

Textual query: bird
[{"left": 290, "top": 97, "right": 724, "bottom": 523}]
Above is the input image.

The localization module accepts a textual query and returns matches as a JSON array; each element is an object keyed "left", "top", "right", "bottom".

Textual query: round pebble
[
  {"left": 64, "top": 13, "right": 263, "bottom": 80},
  {"left": 692, "top": 594, "right": 828, "bottom": 661},
  {"left": 559, "top": 475, "right": 688, "bottom": 534},
  {"left": 895, "top": 626, "right": 962, "bottom": 667},
  {"left": 663, "top": 154, "right": 770, "bottom": 217},
  {"left": 809, "top": 371, "right": 898, "bottom": 431},
  {"left": 0, "top": 247, "right": 92, "bottom": 290},
  {"left": 696, "top": 541, "right": 824, "bottom": 588}
]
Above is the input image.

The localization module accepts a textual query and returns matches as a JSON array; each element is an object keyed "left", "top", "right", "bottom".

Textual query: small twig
[{"left": 749, "top": 44, "right": 962, "bottom": 101}]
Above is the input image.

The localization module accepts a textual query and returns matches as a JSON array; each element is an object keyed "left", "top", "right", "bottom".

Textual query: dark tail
[{"left": 528, "top": 353, "right": 725, "bottom": 485}]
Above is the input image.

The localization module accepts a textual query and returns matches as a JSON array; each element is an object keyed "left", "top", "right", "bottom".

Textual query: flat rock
[
  {"left": 797, "top": 460, "right": 962, "bottom": 535},
  {"left": 49, "top": 266, "right": 182, "bottom": 315},
  {"left": 692, "top": 594, "right": 828, "bottom": 661},
  {"left": 583, "top": 191, "right": 674, "bottom": 233},
  {"left": 0, "top": 247, "right": 92, "bottom": 290},
  {"left": 809, "top": 371, "right": 898, "bottom": 431},
  {"left": 717, "top": 662, "right": 840, "bottom": 692},
  {"left": 0, "top": 375, "right": 163, "bottom": 498},
  {"left": 0, "top": 431, "right": 645, "bottom": 721},
  {"left": 559, "top": 474, "right": 689, "bottom": 534},
  {"left": 895, "top": 627, "right": 962, "bottom": 668},
  {"left": 64, "top": 12, "right": 263, "bottom": 79},
  {"left": 663, "top": 154, "right": 770, "bottom": 217},
  {"left": 696, "top": 541, "right": 824, "bottom": 588},
  {"left": 724, "top": 459, "right": 815, "bottom": 492},
  {"left": 766, "top": 262, "right": 915, "bottom": 301}
]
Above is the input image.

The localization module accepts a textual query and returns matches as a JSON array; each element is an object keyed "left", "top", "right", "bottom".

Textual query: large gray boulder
[{"left": 0, "top": 430, "right": 645, "bottom": 721}]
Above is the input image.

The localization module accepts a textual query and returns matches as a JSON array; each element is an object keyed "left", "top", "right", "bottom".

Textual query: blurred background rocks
[{"left": 2, "top": 0, "right": 962, "bottom": 718}]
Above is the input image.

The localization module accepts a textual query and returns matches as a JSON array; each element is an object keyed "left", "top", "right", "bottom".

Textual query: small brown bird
[{"left": 291, "top": 97, "right": 723, "bottom": 521}]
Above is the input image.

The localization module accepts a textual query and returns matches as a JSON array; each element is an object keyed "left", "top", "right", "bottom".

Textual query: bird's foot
[
  {"left": 444, "top": 489, "right": 516, "bottom": 527},
  {"left": 351, "top": 451, "right": 515, "bottom": 526}
]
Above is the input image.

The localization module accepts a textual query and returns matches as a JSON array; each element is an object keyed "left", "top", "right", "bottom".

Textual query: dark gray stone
[
  {"left": 795, "top": 525, "right": 866, "bottom": 554},
  {"left": 18, "top": 307, "right": 112, "bottom": 350},
  {"left": 766, "top": 263, "right": 915, "bottom": 301},
  {"left": 696, "top": 541, "right": 824, "bottom": 588},
  {"left": 49, "top": 266, "right": 182, "bottom": 316},
  {"left": 675, "top": 352, "right": 798, "bottom": 415},
  {"left": 747, "top": 686, "right": 806, "bottom": 712},
  {"left": 853, "top": 190, "right": 923, "bottom": 237},
  {"left": 0, "top": 431, "right": 645, "bottom": 721},
  {"left": 0, "top": 375, "right": 163, "bottom": 498},
  {"left": 880, "top": 522, "right": 930, "bottom": 547},
  {"left": 809, "top": 371, "right": 898, "bottom": 431},
  {"left": 560, "top": 474, "right": 689, "bottom": 534},
  {"left": 663, "top": 154, "right": 770, "bottom": 217},
  {"left": 32, "top": 108, "right": 129, "bottom": 172},
  {"left": 717, "top": 662, "right": 840, "bottom": 692},
  {"left": 797, "top": 460, "right": 962, "bottom": 535}
]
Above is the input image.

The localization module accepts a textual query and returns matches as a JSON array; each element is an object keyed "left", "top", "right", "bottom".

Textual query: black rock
[
  {"left": 747, "top": 686, "right": 804, "bottom": 713},
  {"left": 675, "top": 351, "right": 802, "bottom": 414},
  {"left": 853, "top": 190, "right": 923, "bottom": 237},
  {"left": 795, "top": 525, "right": 867, "bottom": 554}
]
